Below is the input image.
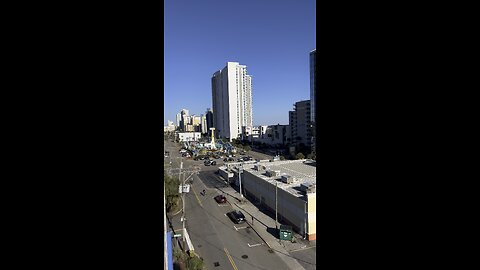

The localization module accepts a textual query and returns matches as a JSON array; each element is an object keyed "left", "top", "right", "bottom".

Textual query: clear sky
[{"left": 164, "top": 0, "right": 316, "bottom": 126}]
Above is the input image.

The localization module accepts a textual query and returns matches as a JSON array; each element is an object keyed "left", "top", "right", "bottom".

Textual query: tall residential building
[
  {"left": 289, "top": 100, "right": 312, "bottom": 149},
  {"left": 310, "top": 49, "right": 317, "bottom": 154},
  {"left": 310, "top": 49, "right": 316, "bottom": 123},
  {"left": 211, "top": 62, "right": 253, "bottom": 141},
  {"left": 206, "top": 108, "right": 214, "bottom": 136},
  {"left": 180, "top": 109, "right": 189, "bottom": 131},
  {"left": 201, "top": 114, "right": 207, "bottom": 134},
  {"left": 176, "top": 113, "right": 181, "bottom": 127}
]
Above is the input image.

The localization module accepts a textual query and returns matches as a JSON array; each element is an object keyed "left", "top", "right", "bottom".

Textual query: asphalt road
[{"left": 165, "top": 140, "right": 292, "bottom": 270}]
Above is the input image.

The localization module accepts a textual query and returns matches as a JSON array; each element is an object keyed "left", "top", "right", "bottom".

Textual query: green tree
[
  {"left": 280, "top": 155, "right": 285, "bottom": 160},
  {"left": 186, "top": 255, "right": 204, "bottom": 270},
  {"left": 244, "top": 145, "right": 251, "bottom": 152},
  {"left": 295, "top": 152, "right": 305, "bottom": 160},
  {"left": 164, "top": 171, "right": 180, "bottom": 213}
]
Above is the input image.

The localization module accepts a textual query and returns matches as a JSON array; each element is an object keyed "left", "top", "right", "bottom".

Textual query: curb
[{"left": 167, "top": 197, "right": 183, "bottom": 217}]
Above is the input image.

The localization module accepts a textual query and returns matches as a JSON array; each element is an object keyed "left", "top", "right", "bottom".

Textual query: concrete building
[
  {"left": 164, "top": 120, "right": 176, "bottom": 132},
  {"left": 201, "top": 114, "right": 207, "bottom": 135},
  {"left": 212, "top": 62, "right": 253, "bottom": 141},
  {"left": 310, "top": 49, "right": 316, "bottom": 124},
  {"left": 177, "top": 132, "right": 201, "bottom": 142},
  {"left": 206, "top": 108, "right": 214, "bottom": 135},
  {"left": 245, "top": 124, "right": 291, "bottom": 146},
  {"left": 310, "top": 49, "right": 317, "bottom": 153},
  {"left": 176, "top": 113, "right": 181, "bottom": 127},
  {"left": 179, "top": 109, "right": 189, "bottom": 131},
  {"left": 289, "top": 100, "right": 312, "bottom": 149},
  {"left": 221, "top": 160, "right": 316, "bottom": 240}
]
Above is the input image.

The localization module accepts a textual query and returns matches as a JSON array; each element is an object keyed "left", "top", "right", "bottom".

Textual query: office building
[
  {"left": 201, "top": 114, "right": 207, "bottom": 134},
  {"left": 310, "top": 49, "right": 317, "bottom": 153},
  {"left": 212, "top": 62, "right": 253, "bottom": 141},
  {"left": 289, "top": 100, "right": 312, "bottom": 149},
  {"left": 206, "top": 108, "right": 214, "bottom": 136},
  {"left": 310, "top": 49, "right": 316, "bottom": 123}
]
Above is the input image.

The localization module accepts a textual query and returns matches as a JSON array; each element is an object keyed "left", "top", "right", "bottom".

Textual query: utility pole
[
  {"left": 275, "top": 181, "right": 278, "bottom": 229},
  {"left": 238, "top": 163, "right": 243, "bottom": 199},
  {"left": 180, "top": 160, "right": 186, "bottom": 252}
]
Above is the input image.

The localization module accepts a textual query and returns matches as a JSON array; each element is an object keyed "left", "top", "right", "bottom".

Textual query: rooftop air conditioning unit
[
  {"left": 306, "top": 185, "right": 316, "bottom": 193},
  {"left": 281, "top": 175, "right": 294, "bottom": 184},
  {"left": 300, "top": 183, "right": 315, "bottom": 192},
  {"left": 254, "top": 164, "right": 265, "bottom": 171},
  {"left": 266, "top": 170, "right": 280, "bottom": 177}
]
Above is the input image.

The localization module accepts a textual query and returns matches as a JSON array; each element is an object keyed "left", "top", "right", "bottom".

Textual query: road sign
[{"left": 178, "top": 184, "right": 190, "bottom": 193}]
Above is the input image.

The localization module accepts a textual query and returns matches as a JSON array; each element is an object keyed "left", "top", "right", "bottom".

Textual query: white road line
[
  {"left": 234, "top": 225, "right": 238, "bottom": 231},
  {"left": 289, "top": 245, "right": 316, "bottom": 252},
  {"left": 234, "top": 226, "right": 248, "bottom": 230},
  {"left": 247, "top": 243, "right": 263, "bottom": 248}
]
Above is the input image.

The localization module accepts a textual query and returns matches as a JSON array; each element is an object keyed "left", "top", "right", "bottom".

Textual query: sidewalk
[{"left": 219, "top": 187, "right": 313, "bottom": 270}]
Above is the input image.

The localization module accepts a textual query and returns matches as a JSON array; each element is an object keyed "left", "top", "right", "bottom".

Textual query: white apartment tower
[{"left": 212, "top": 62, "right": 253, "bottom": 141}]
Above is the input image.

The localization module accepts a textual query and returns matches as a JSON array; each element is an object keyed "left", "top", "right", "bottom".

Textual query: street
[{"left": 164, "top": 140, "right": 315, "bottom": 269}]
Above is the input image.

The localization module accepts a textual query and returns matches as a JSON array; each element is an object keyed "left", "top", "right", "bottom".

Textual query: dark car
[
  {"left": 214, "top": 195, "right": 227, "bottom": 204},
  {"left": 204, "top": 160, "right": 216, "bottom": 166},
  {"left": 227, "top": 210, "right": 246, "bottom": 224}
]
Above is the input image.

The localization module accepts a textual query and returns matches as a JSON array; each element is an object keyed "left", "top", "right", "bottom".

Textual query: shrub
[
  {"left": 295, "top": 152, "right": 305, "bottom": 160},
  {"left": 186, "top": 255, "right": 204, "bottom": 270}
]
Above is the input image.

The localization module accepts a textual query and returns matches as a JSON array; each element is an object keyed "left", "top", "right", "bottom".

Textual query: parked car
[
  {"left": 204, "top": 159, "right": 216, "bottom": 166},
  {"left": 214, "top": 195, "right": 227, "bottom": 204},
  {"left": 227, "top": 210, "right": 246, "bottom": 224}
]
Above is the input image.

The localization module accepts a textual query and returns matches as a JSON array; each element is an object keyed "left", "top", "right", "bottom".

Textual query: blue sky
[{"left": 164, "top": 0, "right": 316, "bottom": 126}]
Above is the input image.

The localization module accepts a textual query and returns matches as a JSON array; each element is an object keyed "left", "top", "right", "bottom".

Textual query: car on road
[
  {"left": 214, "top": 195, "right": 227, "bottom": 204},
  {"left": 227, "top": 210, "right": 246, "bottom": 224},
  {"left": 223, "top": 157, "right": 235, "bottom": 162},
  {"left": 204, "top": 160, "right": 217, "bottom": 166}
]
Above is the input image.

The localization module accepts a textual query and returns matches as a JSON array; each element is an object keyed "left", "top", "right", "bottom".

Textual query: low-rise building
[
  {"left": 222, "top": 159, "right": 316, "bottom": 240},
  {"left": 164, "top": 120, "right": 176, "bottom": 132},
  {"left": 177, "top": 132, "right": 201, "bottom": 142}
]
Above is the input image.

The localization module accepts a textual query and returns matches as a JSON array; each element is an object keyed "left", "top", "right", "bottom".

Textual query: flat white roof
[{"left": 242, "top": 160, "right": 316, "bottom": 198}]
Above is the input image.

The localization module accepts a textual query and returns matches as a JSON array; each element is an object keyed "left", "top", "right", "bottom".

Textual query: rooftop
[{"left": 241, "top": 160, "right": 316, "bottom": 199}]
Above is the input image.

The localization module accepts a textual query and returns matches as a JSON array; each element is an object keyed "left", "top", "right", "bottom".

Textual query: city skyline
[{"left": 164, "top": 0, "right": 316, "bottom": 126}]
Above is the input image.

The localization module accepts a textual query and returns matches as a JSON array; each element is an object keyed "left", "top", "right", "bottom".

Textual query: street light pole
[
  {"left": 238, "top": 164, "right": 243, "bottom": 199},
  {"left": 180, "top": 160, "right": 186, "bottom": 252},
  {"left": 275, "top": 181, "right": 278, "bottom": 229}
]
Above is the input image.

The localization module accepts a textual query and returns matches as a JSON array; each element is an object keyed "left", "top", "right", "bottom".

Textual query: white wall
[{"left": 178, "top": 132, "right": 201, "bottom": 142}]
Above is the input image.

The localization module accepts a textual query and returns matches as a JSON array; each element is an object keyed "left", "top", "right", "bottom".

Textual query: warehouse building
[{"left": 224, "top": 160, "right": 316, "bottom": 240}]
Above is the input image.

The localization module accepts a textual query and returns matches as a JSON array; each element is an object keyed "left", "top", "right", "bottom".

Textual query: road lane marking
[
  {"left": 233, "top": 225, "right": 249, "bottom": 231},
  {"left": 289, "top": 245, "right": 316, "bottom": 252},
  {"left": 224, "top": 248, "right": 238, "bottom": 270},
  {"left": 190, "top": 185, "right": 203, "bottom": 207},
  {"left": 247, "top": 243, "right": 263, "bottom": 248}
]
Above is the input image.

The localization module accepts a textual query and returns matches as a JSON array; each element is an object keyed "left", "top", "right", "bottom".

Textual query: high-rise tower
[{"left": 211, "top": 62, "right": 253, "bottom": 141}]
